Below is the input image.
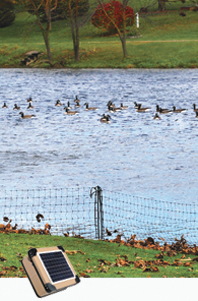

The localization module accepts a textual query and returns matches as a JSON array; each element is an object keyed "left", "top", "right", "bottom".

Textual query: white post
[{"left": 136, "top": 12, "right": 139, "bottom": 28}]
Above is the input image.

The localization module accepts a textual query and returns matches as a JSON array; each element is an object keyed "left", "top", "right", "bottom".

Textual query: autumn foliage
[{"left": 91, "top": 1, "right": 134, "bottom": 33}]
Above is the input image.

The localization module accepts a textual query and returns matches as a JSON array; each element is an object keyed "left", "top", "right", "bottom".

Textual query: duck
[
  {"left": 172, "top": 106, "right": 186, "bottom": 113},
  {"left": 100, "top": 114, "right": 111, "bottom": 123},
  {"left": 107, "top": 104, "right": 121, "bottom": 112},
  {"left": 64, "top": 107, "right": 78, "bottom": 115},
  {"left": 153, "top": 113, "right": 161, "bottom": 120},
  {"left": 55, "top": 100, "right": 62, "bottom": 106},
  {"left": 74, "top": 95, "right": 80, "bottom": 102},
  {"left": 193, "top": 104, "right": 198, "bottom": 112},
  {"left": 136, "top": 104, "right": 150, "bottom": 112},
  {"left": 84, "top": 103, "right": 98, "bottom": 110},
  {"left": 156, "top": 105, "right": 169, "bottom": 113},
  {"left": 27, "top": 97, "right": 33, "bottom": 103},
  {"left": 134, "top": 102, "right": 141, "bottom": 109},
  {"left": 74, "top": 100, "right": 80, "bottom": 108},
  {"left": 27, "top": 103, "right": 34, "bottom": 109},
  {"left": 19, "top": 112, "right": 35, "bottom": 119},
  {"left": 13, "top": 104, "right": 20, "bottom": 110},
  {"left": 67, "top": 101, "right": 72, "bottom": 109},
  {"left": 2, "top": 102, "right": 7, "bottom": 108},
  {"left": 120, "top": 103, "right": 128, "bottom": 110}
]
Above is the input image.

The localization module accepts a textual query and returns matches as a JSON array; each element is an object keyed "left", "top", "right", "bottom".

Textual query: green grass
[
  {"left": 1, "top": 233, "right": 198, "bottom": 278},
  {"left": 0, "top": 3, "right": 198, "bottom": 68}
]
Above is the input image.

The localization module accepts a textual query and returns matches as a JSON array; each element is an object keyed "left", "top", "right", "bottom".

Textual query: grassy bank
[
  {"left": 1, "top": 233, "right": 198, "bottom": 278},
  {"left": 0, "top": 6, "right": 198, "bottom": 68}
]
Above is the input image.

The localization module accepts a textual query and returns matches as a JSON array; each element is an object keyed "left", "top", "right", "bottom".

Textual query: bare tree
[
  {"left": 19, "top": 0, "right": 58, "bottom": 65},
  {"left": 59, "top": 0, "right": 96, "bottom": 62}
]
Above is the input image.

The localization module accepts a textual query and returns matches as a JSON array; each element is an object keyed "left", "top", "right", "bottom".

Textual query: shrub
[
  {"left": 91, "top": 1, "right": 134, "bottom": 34},
  {"left": 0, "top": 0, "right": 15, "bottom": 28}
]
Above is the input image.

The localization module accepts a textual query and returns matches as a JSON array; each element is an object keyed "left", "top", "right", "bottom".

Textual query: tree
[
  {"left": 96, "top": 0, "right": 134, "bottom": 58},
  {"left": 92, "top": 1, "right": 134, "bottom": 34},
  {"left": 19, "top": 0, "right": 58, "bottom": 65},
  {"left": 0, "top": 0, "right": 15, "bottom": 28},
  {"left": 60, "top": 0, "right": 93, "bottom": 62}
]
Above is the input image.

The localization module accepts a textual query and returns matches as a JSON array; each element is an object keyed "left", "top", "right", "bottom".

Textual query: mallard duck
[
  {"left": 64, "top": 107, "right": 78, "bottom": 115},
  {"left": 136, "top": 104, "right": 150, "bottom": 112},
  {"left": 27, "top": 103, "right": 34, "bottom": 109},
  {"left": 2, "top": 102, "right": 7, "bottom": 108},
  {"left": 27, "top": 97, "right": 33, "bottom": 103},
  {"left": 100, "top": 114, "right": 111, "bottom": 123},
  {"left": 172, "top": 106, "right": 186, "bottom": 113},
  {"left": 19, "top": 112, "right": 35, "bottom": 119},
  {"left": 120, "top": 103, "right": 128, "bottom": 109},
  {"left": 84, "top": 103, "right": 98, "bottom": 110},
  {"left": 13, "top": 104, "right": 20, "bottom": 110},
  {"left": 55, "top": 100, "right": 62, "bottom": 106},
  {"left": 153, "top": 113, "right": 161, "bottom": 120}
]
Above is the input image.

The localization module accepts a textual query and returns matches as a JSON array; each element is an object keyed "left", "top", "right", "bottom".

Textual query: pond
[{"left": 0, "top": 68, "right": 198, "bottom": 205}]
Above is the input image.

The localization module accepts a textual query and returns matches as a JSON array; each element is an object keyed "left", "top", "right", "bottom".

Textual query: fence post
[{"left": 90, "top": 186, "right": 104, "bottom": 240}]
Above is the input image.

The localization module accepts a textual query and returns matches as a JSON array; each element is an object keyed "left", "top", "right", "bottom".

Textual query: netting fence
[{"left": 0, "top": 186, "right": 197, "bottom": 244}]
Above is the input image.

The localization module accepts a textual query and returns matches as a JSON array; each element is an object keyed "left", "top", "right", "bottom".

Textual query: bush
[
  {"left": 0, "top": 0, "right": 15, "bottom": 28},
  {"left": 91, "top": 1, "right": 134, "bottom": 34}
]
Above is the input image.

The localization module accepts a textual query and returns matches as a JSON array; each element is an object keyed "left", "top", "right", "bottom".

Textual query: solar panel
[
  {"left": 39, "top": 251, "right": 74, "bottom": 283},
  {"left": 22, "top": 246, "right": 80, "bottom": 298}
]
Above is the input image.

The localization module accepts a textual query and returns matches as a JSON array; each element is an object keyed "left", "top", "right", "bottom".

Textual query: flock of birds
[{"left": 2, "top": 95, "right": 198, "bottom": 123}]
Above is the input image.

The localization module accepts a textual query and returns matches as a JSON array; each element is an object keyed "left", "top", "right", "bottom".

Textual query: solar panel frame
[{"left": 22, "top": 246, "right": 80, "bottom": 298}]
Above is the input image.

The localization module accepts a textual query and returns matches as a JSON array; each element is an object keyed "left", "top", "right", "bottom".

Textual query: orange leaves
[{"left": 0, "top": 216, "right": 51, "bottom": 235}]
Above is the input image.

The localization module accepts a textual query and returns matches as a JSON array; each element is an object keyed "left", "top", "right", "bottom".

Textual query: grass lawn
[
  {"left": 1, "top": 233, "right": 198, "bottom": 278},
  {"left": 0, "top": 6, "right": 198, "bottom": 68}
]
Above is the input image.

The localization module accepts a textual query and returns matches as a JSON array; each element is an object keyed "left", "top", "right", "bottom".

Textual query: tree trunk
[
  {"left": 158, "top": 0, "right": 166, "bottom": 11},
  {"left": 74, "top": 12, "right": 79, "bottom": 62},
  {"left": 42, "top": 30, "right": 52, "bottom": 63},
  {"left": 121, "top": 37, "right": 127, "bottom": 58}
]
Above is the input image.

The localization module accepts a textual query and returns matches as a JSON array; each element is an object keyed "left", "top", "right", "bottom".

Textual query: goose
[
  {"left": 55, "top": 100, "right": 62, "bottom": 106},
  {"left": 84, "top": 103, "right": 98, "bottom": 110},
  {"left": 100, "top": 114, "right": 111, "bottom": 123},
  {"left": 107, "top": 101, "right": 115, "bottom": 108},
  {"left": 156, "top": 105, "right": 169, "bottom": 112},
  {"left": 74, "top": 101, "right": 80, "bottom": 108},
  {"left": 67, "top": 101, "right": 72, "bottom": 109},
  {"left": 120, "top": 103, "right": 128, "bottom": 110},
  {"left": 136, "top": 104, "right": 150, "bottom": 112},
  {"left": 74, "top": 95, "right": 80, "bottom": 103},
  {"left": 193, "top": 104, "right": 198, "bottom": 112},
  {"left": 195, "top": 111, "right": 198, "bottom": 118},
  {"left": 13, "top": 104, "right": 20, "bottom": 110},
  {"left": 19, "top": 112, "right": 35, "bottom": 119},
  {"left": 153, "top": 113, "right": 161, "bottom": 120},
  {"left": 107, "top": 104, "right": 121, "bottom": 112},
  {"left": 27, "top": 97, "right": 33, "bottom": 103},
  {"left": 2, "top": 102, "right": 7, "bottom": 108},
  {"left": 27, "top": 103, "right": 34, "bottom": 109},
  {"left": 172, "top": 106, "right": 186, "bottom": 113},
  {"left": 134, "top": 102, "right": 141, "bottom": 109},
  {"left": 158, "top": 108, "right": 172, "bottom": 114},
  {"left": 64, "top": 107, "right": 78, "bottom": 115}
]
